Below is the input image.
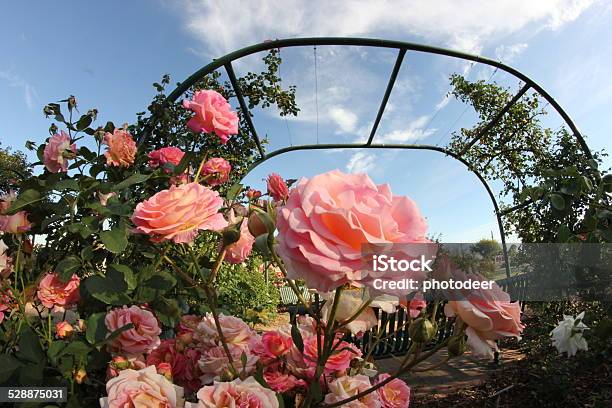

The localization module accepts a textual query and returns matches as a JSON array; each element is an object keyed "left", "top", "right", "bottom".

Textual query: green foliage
[
  {"left": 471, "top": 238, "right": 502, "bottom": 259},
  {"left": 215, "top": 262, "right": 279, "bottom": 323},
  {"left": 0, "top": 142, "right": 32, "bottom": 195},
  {"left": 447, "top": 74, "right": 611, "bottom": 244}
]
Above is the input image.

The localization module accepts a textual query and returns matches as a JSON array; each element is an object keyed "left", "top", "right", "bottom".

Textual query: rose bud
[
  {"left": 156, "top": 362, "right": 173, "bottom": 380},
  {"left": 409, "top": 317, "right": 437, "bottom": 343},
  {"left": 447, "top": 334, "right": 467, "bottom": 357},
  {"left": 74, "top": 368, "right": 87, "bottom": 384},
  {"left": 55, "top": 321, "right": 74, "bottom": 338},
  {"left": 247, "top": 210, "right": 274, "bottom": 238}
]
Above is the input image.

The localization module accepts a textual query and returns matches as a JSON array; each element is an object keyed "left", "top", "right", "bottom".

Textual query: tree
[
  {"left": 471, "top": 238, "right": 502, "bottom": 259},
  {"left": 0, "top": 142, "right": 32, "bottom": 195},
  {"left": 447, "top": 74, "right": 611, "bottom": 244}
]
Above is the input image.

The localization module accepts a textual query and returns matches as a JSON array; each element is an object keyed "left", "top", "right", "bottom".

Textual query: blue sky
[{"left": 1, "top": 0, "right": 611, "bottom": 242}]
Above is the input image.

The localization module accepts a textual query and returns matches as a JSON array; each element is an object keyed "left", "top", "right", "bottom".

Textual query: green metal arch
[{"left": 139, "top": 37, "right": 594, "bottom": 279}]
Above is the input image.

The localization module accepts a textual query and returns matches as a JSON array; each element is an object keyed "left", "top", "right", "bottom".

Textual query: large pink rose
[
  {"left": 0, "top": 211, "right": 31, "bottom": 234},
  {"left": 198, "top": 344, "right": 258, "bottom": 385},
  {"left": 186, "top": 377, "right": 278, "bottom": 408},
  {"left": 103, "top": 129, "right": 136, "bottom": 167},
  {"left": 223, "top": 211, "right": 254, "bottom": 264},
  {"left": 43, "top": 131, "right": 76, "bottom": 173},
  {"left": 324, "top": 375, "right": 382, "bottom": 408},
  {"left": 149, "top": 147, "right": 185, "bottom": 171},
  {"left": 444, "top": 273, "right": 524, "bottom": 358},
  {"left": 267, "top": 173, "right": 289, "bottom": 202},
  {"left": 100, "top": 365, "right": 184, "bottom": 408},
  {"left": 146, "top": 339, "right": 202, "bottom": 393},
  {"left": 105, "top": 306, "right": 161, "bottom": 355},
  {"left": 131, "top": 182, "right": 228, "bottom": 244},
  {"left": 182, "top": 90, "right": 238, "bottom": 144},
  {"left": 201, "top": 158, "right": 231, "bottom": 187},
  {"left": 276, "top": 169, "right": 429, "bottom": 292},
  {"left": 37, "top": 273, "right": 80, "bottom": 309},
  {"left": 258, "top": 330, "right": 293, "bottom": 359},
  {"left": 376, "top": 373, "right": 411, "bottom": 408}
]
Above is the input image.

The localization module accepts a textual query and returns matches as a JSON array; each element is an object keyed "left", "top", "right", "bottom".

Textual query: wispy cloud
[
  {"left": 178, "top": 0, "right": 596, "bottom": 57},
  {"left": 0, "top": 68, "right": 38, "bottom": 109},
  {"left": 346, "top": 151, "right": 377, "bottom": 173},
  {"left": 495, "top": 43, "right": 528, "bottom": 63}
]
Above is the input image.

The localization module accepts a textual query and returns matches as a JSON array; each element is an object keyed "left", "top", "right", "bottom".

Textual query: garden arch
[{"left": 139, "top": 37, "right": 594, "bottom": 280}]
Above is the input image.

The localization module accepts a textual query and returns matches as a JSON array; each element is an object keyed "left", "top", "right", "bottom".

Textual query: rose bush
[{"left": 0, "top": 49, "right": 526, "bottom": 408}]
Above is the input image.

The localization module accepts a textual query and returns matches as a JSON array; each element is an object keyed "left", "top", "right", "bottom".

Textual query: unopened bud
[
  {"left": 409, "top": 317, "right": 438, "bottom": 343},
  {"left": 247, "top": 210, "right": 274, "bottom": 237},
  {"left": 222, "top": 227, "right": 241, "bottom": 246},
  {"left": 220, "top": 368, "right": 235, "bottom": 382},
  {"left": 157, "top": 363, "right": 172, "bottom": 380},
  {"left": 68, "top": 95, "right": 77, "bottom": 112},
  {"left": 447, "top": 335, "right": 467, "bottom": 357}
]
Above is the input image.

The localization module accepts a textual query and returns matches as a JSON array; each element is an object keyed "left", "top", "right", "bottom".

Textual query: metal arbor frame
[{"left": 143, "top": 37, "right": 593, "bottom": 279}]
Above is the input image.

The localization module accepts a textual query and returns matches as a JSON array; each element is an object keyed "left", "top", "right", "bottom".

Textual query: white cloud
[
  {"left": 329, "top": 106, "right": 358, "bottom": 133},
  {"left": 178, "top": 0, "right": 596, "bottom": 56},
  {"left": 0, "top": 69, "right": 37, "bottom": 109},
  {"left": 346, "top": 151, "right": 377, "bottom": 174},
  {"left": 377, "top": 115, "right": 436, "bottom": 143},
  {"left": 495, "top": 43, "right": 528, "bottom": 63}
]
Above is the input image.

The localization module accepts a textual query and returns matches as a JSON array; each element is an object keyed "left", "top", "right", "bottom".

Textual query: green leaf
[
  {"left": 56, "top": 256, "right": 81, "bottom": 281},
  {"left": 226, "top": 182, "right": 243, "bottom": 201},
  {"left": 100, "top": 223, "right": 128, "bottom": 253},
  {"left": 549, "top": 193, "right": 565, "bottom": 210},
  {"left": 135, "top": 269, "right": 177, "bottom": 303},
  {"left": 113, "top": 172, "right": 150, "bottom": 191},
  {"left": 58, "top": 340, "right": 91, "bottom": 359},
  {"left": 15, "top": 327, "right": 45, "bottom": 363},
  {"left": 151, "top": 297, "right": 180, "bottom": 327},
  {"left": 557, "top": 224, "right": 571, "bottom": 242},
  {"left": 86, "top": 312, "right": 108, "bottom": 345},
  {"left": 18, "top": 361, "right": 45, "bottom": 385},
  {"left": 111, "top": 264, "right": 137, "bottom": 291},
  {"left": 47, "top": 341, "right": 68, "bottom": 364},
  {"left": 7, "top": 189, "right": 42, "bottom": 214},
  {"left": 54, "top": 179, "right": 80, "bottom": 191},
  {"left": 83, "top": 266, "right": 133, "bottom": 305},
  {"left": 76, "top": 114, "right": 93, "bottom": 131},
  {"left": 173, "top": 152, "right": 192, "bottom": 175},
  {"left": 0, "top": 354, "right": 22, "bottom": 383}
]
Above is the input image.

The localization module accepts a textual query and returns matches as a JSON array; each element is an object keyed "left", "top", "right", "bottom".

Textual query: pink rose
[
  {"left": 0, "top": 211, "right": 32, "bottom": 234},
  {"left": 195, "top": 313, "right": 258, "bottom": 350},
  {"left": 186, "top": 377, "right": 278, "bottom": 408},
  {"left": 223, "top": 211, "right": 254, "bottom": 264},
  {"left": 149, "top": 147, "right": 185, "bottom": 172},
  {"left": 276, "top": 169, "right": 429, "bottom": 293},
  {"left": 37, "top": 273, "right": 80, "bottom": 309},
  {"left": 324, "top": 375, "right": 382, "bottom": 408},
  {"left": 299, "top": 335, "right": 361, "bottom": 375},
  {"left": 103, "top": 129, "right": 136, "bottom": 167},
  {"left": 444, "top": 273, "right": 524, "bottom": 358},
  {"left": 201, "top": 158, "right": 231, "bottom": 187},
  {"left": 182, "top": 90, "right": 238, "bottom": 144},
  {"left": 131, "top": 182, "right": 228, "bottom": 244},
  {"left": 198, "top": 344, "right": 258, "bottom": 385},
  {"left": 257, "top": 330, "right": 293, "bottom": 359},
  {"left": 55, "top": 321, "right": 74, "bottom": 338},
  {"left": 105, "top": 306, "right": 161, "bottom": 355},
  {"left": 267, "top": 173, "right": 288, "bottom": 202},
  {"left": 43, "top": 131, "right": 77, "bottom": 173},
  {"left": 146, "top": 339, "right": 202, "bottom": 393},
  {"left": 0, "top": 239, "right": 13, "bottom": 278},
  {"left": 0, "top": 288, "right": 15, "bottom": 324},
  {"left": 100, "top": 366, "right": 184, "bottom": 408},
  {"left": 263, "top": 367, "right": 306, "bottom": 393},
  {"left": 376, "top": 373, "right": 411, "bottom": 408}
]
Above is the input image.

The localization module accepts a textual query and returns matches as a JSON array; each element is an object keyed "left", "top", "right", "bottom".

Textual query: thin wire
[
  {"left": 314, "top": 46, "right": 320, "bottom": 144},
  {"left": 435, "top": 66, "right": 499, "bottom": 146},
  {"left": 278, "top": 48, "right": 293, "bottom": 146},
  {"left": 422, "top": 61, "right": 476, "bottom": 137}
]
